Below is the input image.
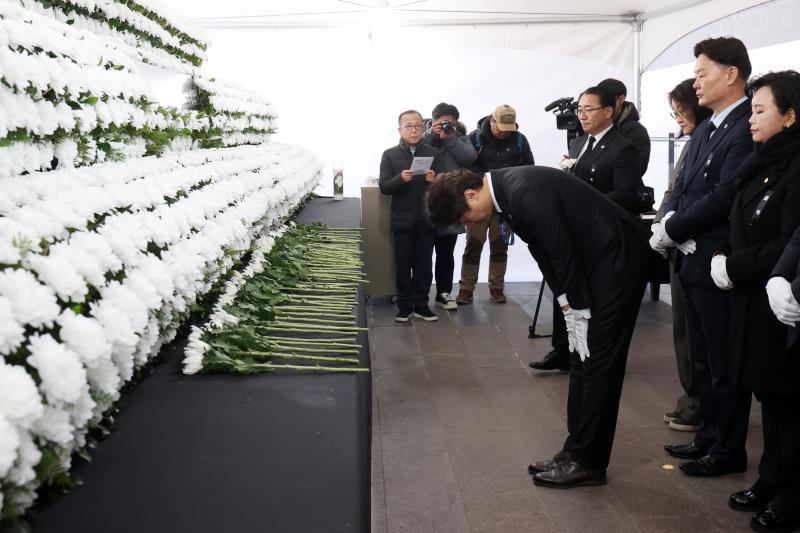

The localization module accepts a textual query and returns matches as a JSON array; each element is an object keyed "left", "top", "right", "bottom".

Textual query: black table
[{"left": 32, "top": 197, "right": 370, "bottom": 533}]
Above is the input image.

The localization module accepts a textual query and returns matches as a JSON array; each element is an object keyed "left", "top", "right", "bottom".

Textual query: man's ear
[{"left": 464, "top": 188, "right": 478, "bottom": 203}]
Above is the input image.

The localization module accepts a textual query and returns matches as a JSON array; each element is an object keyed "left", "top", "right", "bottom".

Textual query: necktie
[
  {"left": 585, "top": 136, "right": 596, "bottom": 155},
  {"left": 704, "top": 122, "right": 717, "bottom": 145}
]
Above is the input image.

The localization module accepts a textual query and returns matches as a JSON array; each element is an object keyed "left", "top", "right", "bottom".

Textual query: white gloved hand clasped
[
  {"left": 766, "top": 277, "right": 800, "bottom": 326},
  {"left": 563, "top": 307, "right": 591, "bottom": 361},
  {"left": 710, "top": 254, "right": 733, "bottom": 290}
]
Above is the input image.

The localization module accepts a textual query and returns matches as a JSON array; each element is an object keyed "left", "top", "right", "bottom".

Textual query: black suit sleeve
[
  {"left": 520, "top": 189, "right": 592, "bottom": 309},
  {"left": 665, "top": 130, "right": 751, "bottom": 242},
  {"left": 606, "top": 142, "right": 642, "bottom": 213},
  {"left": 728, "top": 180, "right": 800, "bottom": 286}
]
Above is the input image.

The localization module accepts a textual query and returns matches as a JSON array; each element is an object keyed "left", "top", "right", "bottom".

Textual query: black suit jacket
[
  {"left": 664, "top": 99, "right": 753, "bottom": 288},
  {"left": 568, "top": 128, "right": 643, "bottom": 214},
  {"left": 489, "top": 166, "right": 648, "bottom": 309}
]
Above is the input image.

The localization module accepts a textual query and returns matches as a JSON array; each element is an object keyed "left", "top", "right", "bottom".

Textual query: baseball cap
[{"left": 492, "top": 104, "right": 517, "bottom": 132}]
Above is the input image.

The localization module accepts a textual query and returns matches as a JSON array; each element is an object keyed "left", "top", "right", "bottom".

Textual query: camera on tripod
[{"left": 544, "top": 96, "right": 583, "bottom": 149}]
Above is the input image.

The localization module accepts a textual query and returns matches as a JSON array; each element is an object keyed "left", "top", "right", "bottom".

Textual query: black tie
[
  {"left": 704, "top": 122, "right": 717, "bottom": 145},
  {"left": 585, "top": 136, "right": 596, "bottom": 155}
]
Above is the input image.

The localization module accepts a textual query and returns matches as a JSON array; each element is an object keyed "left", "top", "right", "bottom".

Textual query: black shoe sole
[
  {"left": 528, "top": 362, "right": 570, "bottom": 372},
  {"left": 533, "top": 476, "right": 607, "bottom": 489}
]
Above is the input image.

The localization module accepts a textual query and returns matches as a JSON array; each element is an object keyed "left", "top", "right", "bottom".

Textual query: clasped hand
[
  {"left": 710, "top": 254, "right": 733, "bottom": 290},
  {"left": 766, "top": 277, "right": 800, "bottom": 326},
  {"left": 563, "top": 307, "right": 591, "bottom": 362},
  {"left": 649, "top": 217, "right": 696, "bottom": 257}
]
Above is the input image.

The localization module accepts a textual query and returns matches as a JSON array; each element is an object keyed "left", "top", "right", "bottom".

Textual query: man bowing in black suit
[
  {"left": 654, "top": 36, "right": 754, "bottom": 477},
  {"left": 426, "top": 166, "right": 650, "bottom": 488},
  {"left": 530, "top": 86, "right": 646, "bottom": 372}
]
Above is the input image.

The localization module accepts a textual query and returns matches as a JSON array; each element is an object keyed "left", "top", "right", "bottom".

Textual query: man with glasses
[
  {"left": 530, "top": 86, "right": 643, "bottom": 373},
  {"left": 380, "top": 109, "right": 442, "bottom": 322}
]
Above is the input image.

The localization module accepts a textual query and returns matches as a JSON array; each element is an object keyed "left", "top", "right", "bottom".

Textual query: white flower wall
[{"left": 0, "top": 1, "right": 321, "bottom": 523}]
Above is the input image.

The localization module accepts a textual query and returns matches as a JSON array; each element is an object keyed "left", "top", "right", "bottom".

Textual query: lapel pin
[
  {"left": 764, "top": 177, "right": 769, "bottom": 183},
  {"left": 724, "top": 124, "right": 729, "bottom": 129},
  {"left": 600, "top": 145, "right": 605, "bottom": 149}
]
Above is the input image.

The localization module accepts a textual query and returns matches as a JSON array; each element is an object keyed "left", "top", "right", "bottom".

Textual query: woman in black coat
[{"left": 710, "top": 70, "right": 800, "bottom": 532}]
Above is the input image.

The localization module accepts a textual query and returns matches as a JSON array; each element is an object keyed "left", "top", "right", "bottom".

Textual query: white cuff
[{"left": 557, "top": 294, "right": 569, "bottom": 307}]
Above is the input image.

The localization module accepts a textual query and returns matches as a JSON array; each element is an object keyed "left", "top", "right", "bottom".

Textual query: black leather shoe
[
  {"left": 664, "top": 441, "right": 706, "bottom": 460},
  {"left": 751, "top": 504, "right": 797, "bottom": 533},
  {"left": 729, "top": 489, "right": 772, "bottom": 512},
  {"left": 529, "top": 349, "right": 570, "bottom": 371},
  {"left": 533, "top": 460, "right": 607, "bottom": 488},
  {"left": 679, "top": 454, "right": 747, "bottom": 477},
  {"left": 528, "top": 451, "right": 570, "bottom": 475}
]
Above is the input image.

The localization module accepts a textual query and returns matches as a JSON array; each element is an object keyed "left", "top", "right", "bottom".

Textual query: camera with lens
[
  {"left": 544, "top": 96, "right": 583, "bottom": 148},
  {"left": 440, "top": 120, "right": 455, "bottom": 135}
]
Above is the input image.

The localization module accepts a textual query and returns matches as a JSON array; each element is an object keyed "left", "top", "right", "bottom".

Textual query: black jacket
[
  {"left": 568, "top": 128, "right": 644, "bottom": 214},
  {"left": 378, "top": 140, "right": 441, "bottom": 231},
  {"left": 727, "top": 133, "right": 800, "bottom": 395},
  {"left": 614, "top": 101, "right": 651, "bottom": 176},
  {"left": 489, "top": 165, "right": 648, "bottom": 309},
  {"left": 664, "top": 98, "right": 753, "bottom": 288},
  {"left": 469, "top": 116, "right": 534, "bottom": 171}
]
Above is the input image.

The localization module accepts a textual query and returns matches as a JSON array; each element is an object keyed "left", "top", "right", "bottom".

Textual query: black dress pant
[
  {"left": 681, "top": 285, "right": 751, "bottom": 459},
  {"left": 562, "top": 226, "right": 648, "bottom": 470},
  {"left": 434, "top": 233, "right": 458, "bottom": 296},
  {"left": 551, "top": 300, "right": 569, "bottom": 353},
  {"left": 393, "top": 222, "right": 435, "bottom": 310},
  {"left": 756, "top": 392, "right": 800, "bottom": 519}
]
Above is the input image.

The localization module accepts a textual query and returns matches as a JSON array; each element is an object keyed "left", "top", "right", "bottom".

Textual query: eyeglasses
[
  {"left": 576, "top": 107, "right": 601, "bottom": 115},
  {"left": 402, "top": 124, "right": 423, "bottom": 131},
  {"left": 670, "top": 109, "right": 688, "bottom": 120}
]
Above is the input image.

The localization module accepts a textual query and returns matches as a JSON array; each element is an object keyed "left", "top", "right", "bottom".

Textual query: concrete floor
[{"left": 368, "top": 282, "right": 763, "bottom": 533}]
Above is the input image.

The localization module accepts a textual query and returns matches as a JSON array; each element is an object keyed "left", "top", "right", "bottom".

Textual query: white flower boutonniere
[{"left": 560, "top": 158, "right": 578, "bottom": 173}]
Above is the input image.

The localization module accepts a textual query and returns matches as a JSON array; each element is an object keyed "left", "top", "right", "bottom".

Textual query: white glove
[
  {"left": 676, "top": 239, "right": 697, "bottom": 255},
  {"left": 649, "top": 222, "right": 668, "bottom": 257},
  {"left": 660, "top": 211, "right": 677, "bottom": 246},
  {"left": 766, "top": 277, "right": 800, "bottom": 326},
  {"left": 563, "top": 307, "right": 591, "bottom": 361},
  {"left": 710, "top": 254, "right": 733, "bottom": 290}
]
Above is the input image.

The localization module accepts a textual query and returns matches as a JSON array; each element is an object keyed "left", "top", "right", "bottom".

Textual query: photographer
[
  {"left": 422, "top": 102, "right": 478, "bottom": 310},
  {"left": 457, "top": 104, "right": 534, "bottom": 305}
]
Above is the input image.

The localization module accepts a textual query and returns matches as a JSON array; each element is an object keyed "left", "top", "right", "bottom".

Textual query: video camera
[{"left": 544, "top": 96, "right": 583, "bottom": 149}]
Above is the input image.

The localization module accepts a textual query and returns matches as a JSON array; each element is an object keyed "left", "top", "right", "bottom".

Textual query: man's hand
[
  {"left": 649, "top": 222, "right": 668, "bottom": 257},
  {"left": 766, "top": 277, "right": 800, "bottom": 326},
  {"left": 710, "top": 254, "right": 733, "bottom": 290},
  {"left": 425, "top": 169, "right": 435, "bottom": 182},
  {"left": 562, "top": 306, "right": 591, "bottom": 362},
  {"left": 431, "top": 121, "right": 455, "bottom": 141},
  {"left": 676, "top": 239, "right": 697, "bottom": 255},
  {"left": 400, "top": 170, "right": 413, "bottom": 183}
]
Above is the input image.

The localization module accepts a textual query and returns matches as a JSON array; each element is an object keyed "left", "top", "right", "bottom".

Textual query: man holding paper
[
  {"left": 379, "top": 109, "right": 442, "bottom": 322},
  {"left": 425, "top": 166, "right": 649, "bottom": 488}
]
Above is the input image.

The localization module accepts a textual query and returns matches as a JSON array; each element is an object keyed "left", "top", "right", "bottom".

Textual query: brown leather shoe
[
  {"left": 528, "top": 451, "right": 570, "bottom": 475},
  {"left": 489, "top": 288, "right": 507, "bottom": 303},
  {"left": 533, "top": 460, "right": 607, "bottom": 488},
  {"left": 455, "top": 289, "right": 473, "bottom": 305}
]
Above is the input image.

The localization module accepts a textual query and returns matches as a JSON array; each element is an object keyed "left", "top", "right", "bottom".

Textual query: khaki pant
[{"left": 459, "top": 212, "right": 507, "bottom": 291}]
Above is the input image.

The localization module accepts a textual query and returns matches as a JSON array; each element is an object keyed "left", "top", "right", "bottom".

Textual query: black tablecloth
[{"left": 32, "top": 197, "right": 370, "bottom": 533}]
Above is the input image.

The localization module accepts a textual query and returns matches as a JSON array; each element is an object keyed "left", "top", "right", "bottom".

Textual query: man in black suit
[
  {"left": 426, "top": 166, "right": 649, "bottom": 488},
  {"left": 531, "top": 86, "right": 645, "bottom": 372},
  {"left": 597, "top": 78, "right": 652, "bottom": 177},
  {"left": 653, "top": 37, "right": 754, "bottom": 477}
]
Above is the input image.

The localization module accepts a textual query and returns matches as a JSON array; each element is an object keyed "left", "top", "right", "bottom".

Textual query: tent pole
[{"left": 632, "top": 13, "right": 643, "bottom": 111}]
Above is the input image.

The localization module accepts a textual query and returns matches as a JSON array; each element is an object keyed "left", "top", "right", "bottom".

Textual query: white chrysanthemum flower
[
  {"left": 33, "top": 406, "right": 73, "bottom": 446},
  {"left": 85, "top": 359, "right": 121, "bottom": 398},
  {"left": 69, "top": 231, "right": 123, "bottom": 273},
  {"left": 27, "top": 334, "right": 87, "bottom": 405},
  {"left": 69, "top": 387, "right": 96, "bottom": 431},
  {"left": 0, "top": 362, "right": 44, "bottom": 428},
  {"left": 0, "top": 415, "right": 20, "bottom": 478},
  {"left": 100, "top": 282, "right": 148, "bottom": 333},
  {"left": 56, "top": 311, "right": 113, "bottom": 367},
  {"left": 90, "top": 299, "right": 138, "bottom": 350},
  {"left": 49, "top": 242, "right": 106, "bottom": 288},
  {"left": 0, "top": 238, "right": 22, "bottom": 264},
  {"left": 6, "top": 430, "right": 42, "bottom": 486},
  {"left": 27, "top": 253, "right": 88, "bottom": 303},
  {"left": 0, "top": 298, "right": 25, "bottom": 355},
  {"left": 0, "top": 269, "right": 60, "bottom": 328},
  {"left": 182, "top": 327, "right": 209, "bottom": 375}
]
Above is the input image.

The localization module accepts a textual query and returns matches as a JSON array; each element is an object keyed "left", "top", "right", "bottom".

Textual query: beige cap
[{"left": 492, "top": 104, "right": 517, "bottom": 132}]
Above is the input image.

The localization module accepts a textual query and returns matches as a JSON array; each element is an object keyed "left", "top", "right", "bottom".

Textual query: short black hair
[
  {"left": 432, "top": 102, "right": 460, "bottom": 120},
  {"left": 668, "top": 77, "right": 712, "bottom": 128},
  {"left": 694, "top": 36, "right": 752, "bottom": 81},
  {"left": 748, "top": 70, "right": 800, "bottom": 122},
  {"left": 397, "top": 109, "right": 422, "bottom": 125},
  {"left": 580, "top": 86, "right": 616, "bottom": 110},
  {"left": 597, "top": 78, "right": 627, "bottom": 97},
  {"left": 425, "top": 168, "right": 484, "bottom": 227}
]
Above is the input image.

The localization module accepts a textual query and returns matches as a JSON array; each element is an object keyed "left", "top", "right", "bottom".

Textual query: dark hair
[
  {"left": 597, "top": 78, "right": 627, "bottom": 97},
  {"left": 432, "top": 102, "right": 460, "bottom": 120},
  {"left": 668, "top": 77, "right": 712, "bottom": 132},
  {"left": 580, "top": 86, "right": 616, "bottom": 110},
  {"left": 694, "top": 36, "right": 752, "bottom": 81},
  {"left": 747, "top": 71, "right": 800, "bottom": 124},
  {"left": 397, "top": 109, "right": 422, "bottom": 125},
  {"left": 425, "top": 168, "right": 484, "bottom": 227}
]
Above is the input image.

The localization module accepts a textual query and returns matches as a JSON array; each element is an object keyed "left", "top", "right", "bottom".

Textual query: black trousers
[
  {"left": 681, "top": 285, "right": 751, "bottom": 459},
  {"left": 434, "top": 233, "right": 458, "bottom": 296},
  {"left": 562, "top": 227, "right": 648, "bottom": 470},
  {"left": 393, "top": 222, "right": 435, "bottom": 310},
  {"left": 755, "top": 392, "right": 800, "bottom": 519},
  {"left": 551, "top": 300, "right": 569, "bottom": 353}
]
